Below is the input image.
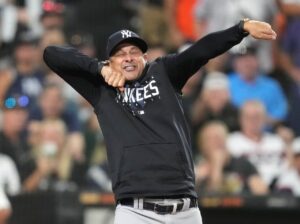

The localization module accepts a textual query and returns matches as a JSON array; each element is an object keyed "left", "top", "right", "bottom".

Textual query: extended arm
[
  {"left": 43, "top": 46, "right": 103, "bottom": 106},
  {"left": 163, "top": 20, "right": 277, "bottom": 91}
]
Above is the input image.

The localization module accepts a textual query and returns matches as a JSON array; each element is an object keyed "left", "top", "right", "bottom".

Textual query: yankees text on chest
[{"left": 120, "top": 79, "right": 159, "bottom": 103}]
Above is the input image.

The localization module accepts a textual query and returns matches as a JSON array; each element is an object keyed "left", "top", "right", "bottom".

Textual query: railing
[{"left": 8, "top": 192, "right": 300, "bottom": 224}]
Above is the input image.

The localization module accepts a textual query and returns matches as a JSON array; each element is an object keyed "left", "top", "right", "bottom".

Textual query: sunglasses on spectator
[{"left": 3, "top": 95, "right": 30, "bottom": 109}]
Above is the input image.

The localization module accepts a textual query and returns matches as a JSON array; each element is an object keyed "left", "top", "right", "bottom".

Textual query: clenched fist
[
  {"left": 101, "top": 62, "right": 125, "bottom": 91},
  {"left": 243, "top": 19, "right": 277, "bottom": 40}
]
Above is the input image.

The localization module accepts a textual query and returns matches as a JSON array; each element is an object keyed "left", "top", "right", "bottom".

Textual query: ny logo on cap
[{"left": 121, "top": 30, "right": 132, "bottom": 38}]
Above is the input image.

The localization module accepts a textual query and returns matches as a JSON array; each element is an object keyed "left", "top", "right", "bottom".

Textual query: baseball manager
[{"left": 43, "top": 19, "right": 276, "bottom": 224}]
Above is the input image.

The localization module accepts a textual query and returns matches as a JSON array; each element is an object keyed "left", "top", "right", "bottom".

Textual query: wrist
[
  {"left": 238, "top": 18, "right": 251, "bottom": 36},
  {"left": 98, "top": 60, "right": 109, "bottom": 76}
]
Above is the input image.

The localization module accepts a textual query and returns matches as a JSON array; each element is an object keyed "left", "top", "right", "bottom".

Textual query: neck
[
  {"left": 4, "top": 129, "right": 20, "bottom": 142},
  {"left": 243, "top": 130, "right": 262, "bottom": 142},
  {"left": 240, "top": 73, "right": 256, "bottom": 83}
]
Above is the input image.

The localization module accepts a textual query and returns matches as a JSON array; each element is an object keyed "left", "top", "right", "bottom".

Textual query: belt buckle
[{"left": 153, "top": 203, "right": 173, "bottom": 215}]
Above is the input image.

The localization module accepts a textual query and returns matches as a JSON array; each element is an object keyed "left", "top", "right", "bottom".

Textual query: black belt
[{"left": 118, "top": 198, "right": 198, "bottom": 215}]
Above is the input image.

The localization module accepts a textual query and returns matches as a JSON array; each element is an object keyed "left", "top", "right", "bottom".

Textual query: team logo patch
[{"left": 120, "top": 30, "right": 132, "bottom": 38}]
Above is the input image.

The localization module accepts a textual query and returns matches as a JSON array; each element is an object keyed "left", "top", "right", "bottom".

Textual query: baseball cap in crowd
[
  {"left": 203, "top": 71, "right": 229, "bottom": 90},
  {"left": 40, "top": 0, "right": 64, "bottom": 19},
  {"left": 292, "top": 138, "right": 300, "bottom": 155},
  {"left": 15, "top": 31, "right": 39, "bottom": 48},
  {"left": 106, "top": 30, "right": 148, "bottom": 58},
  {"left": 234, "top": 46, "right": 257, "bottom": 57}
]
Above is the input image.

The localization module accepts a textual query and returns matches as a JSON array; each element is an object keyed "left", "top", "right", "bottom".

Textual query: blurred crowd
[{"left": 1, "top": 0, "right": 300, "bottom": 222}]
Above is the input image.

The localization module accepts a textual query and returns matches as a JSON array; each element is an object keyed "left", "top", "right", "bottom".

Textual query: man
[
  {"left": 227, "top": 100, "right": 287, "bottom": 188},
  {"left": 28, "top": 84, "right": 84, "bottom": 162},
  {"left": 228, "top": 47, "right": 288, "bottom": 127},
  {"left": 43, "top": 19, "right": 276, "bottom": 223},
  {"left": 0, "top": 95, "right": 35, "bottom": 186},
  {"left": 195, "top": 121, "right": 268, "bottom": 195},
  {"left": 192, "top": 71, "right": 239, "bottom": 132},
  {"left": 2, "top": 33, "right": 45, "bottom": 108},
  {"left": 195, "top": 0, "right": 277, "bottom": 73}
]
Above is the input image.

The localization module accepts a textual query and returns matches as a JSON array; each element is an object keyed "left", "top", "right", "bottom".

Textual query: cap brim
[{"left": 109, "top": 37, "right": 148, "bottom": 57}]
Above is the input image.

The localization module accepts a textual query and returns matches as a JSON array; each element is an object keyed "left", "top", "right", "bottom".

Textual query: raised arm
[
  {"left": 163, "top": 19, "right": 277, "bottom": 91},
  {"left": 43, "top": 46, "right": 103, "bottom": 106}
]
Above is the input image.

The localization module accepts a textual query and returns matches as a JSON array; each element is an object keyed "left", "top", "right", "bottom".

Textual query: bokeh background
[{"left": 1, "top": 0, "right": 300, "bottom": 224}]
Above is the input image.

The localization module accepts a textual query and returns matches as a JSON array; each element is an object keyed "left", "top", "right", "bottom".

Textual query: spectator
[
  {"left": 69, "top": 32, "right": 96, "bottom": 58},
  {"left": 28, "top": 119, "right": 84, "bottom": 191},
  {"left": 0, "top": 188, "right": 11, "bottom": 224},
  {"left": 39, "top": 29, "right": 66, "bottom": 54},
  {"left": 191, "top": 71, "right": 239, "bottom": 133},
  {"left": 146, "top": 45, "right": 167, "bottom": 62},
  {"left": 0, "top": 0, "right": 18, "bottom": 58},
  {"left": 0, "top": 94, "right": 37, "bottom": 190},
  {"left": 0, "top": 154, "right": 19, "bottom": 224},
  {"left": 82, "top": 112, "right": 109, "bottom": 191},
  {"left": 0, "top": 63, "right": 13, "bottom": 107},
  {"left": 0, "top": 153, "right": 21, "bottom": 195},
  {"left": 3, "top": 32, "right": 45, "bottom": 109},
  {"left": 164, "top": 0, "right": 199, "bottom": 49},
  {"left": 195, "top": 121, "right": 268, "bottom": 195},
  {"left": 28, "top": 83, "right": 85, "bottom": 162},
  {"left": 275, "top": 138, "right": 300, "bottom": 195},
  {"left": 228, "top": 48, "right": 288, "bottom": 127},
  {"left": 40, "top": 0, "right": 65, "bottom": 31},
  {"left": 137, "top": 1, "right": 167, "bottom": 48},
  {"left": 227, "top": 100, "right": 287, "bottom": 188},
  {"left": 181, "top": 69, "right": 202, "bottom": 127},
  {"left": 275, "top": 0, "right": 300, "bottom": 137},
  {"left": 195, "top": 0, "right": 277, "bottom": 73},
  {"left": 82, "top": 114, "right": 106, "bottom": 167},
  {"left": 29, "top": 84, "right": 79, "bottom": 131},
  {"left": 38, "top": 29, "right": 83, "bottom": 106}
]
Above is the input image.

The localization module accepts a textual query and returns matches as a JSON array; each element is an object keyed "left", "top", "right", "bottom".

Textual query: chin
[{"left": 125, "top": 72, "right": 140, "bottom": 81}]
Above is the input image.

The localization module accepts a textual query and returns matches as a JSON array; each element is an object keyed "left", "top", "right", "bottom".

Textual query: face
[
  {"left": 240, "top": 102, "right": 266, "bottom": 135},
  {"left": 3, "top": 109, "right": 28, "bottom": 134},
  {"left": 202, "top": 88, "right": 230, "bottom": 112},
  {"left": 40, "top": 122, "right": 66, "bottom": 149},
  {"left": 197, "top": 124, "right": 227, "bottom": 159},
  {"left": 234, "top": 54, "right": 258, "bottom": 81},
  {"left": 41, "top": 14, "right": 64, "bottom": 30},
  {"left": 40, "top": 87, "right": 64, "bottom": 118},
  {"left": 109, "top": 43, "right": 147, "bottom": 81},
  {"left": 14, "top": 44, "right": 39, "bottom": 74}
]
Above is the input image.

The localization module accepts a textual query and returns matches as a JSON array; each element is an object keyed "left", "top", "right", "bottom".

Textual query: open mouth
[{"left": 123, "top": 65, "right": 136, "bottom": 72}]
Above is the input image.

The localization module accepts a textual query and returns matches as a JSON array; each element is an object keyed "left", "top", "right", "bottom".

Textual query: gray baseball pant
[{"left": 114, "top": 198, "right": 203, "bottom": 224}]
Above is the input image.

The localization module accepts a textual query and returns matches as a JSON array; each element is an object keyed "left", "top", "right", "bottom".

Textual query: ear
[{"left": 142, "top": 53, "right": 148, "bottom": 63}]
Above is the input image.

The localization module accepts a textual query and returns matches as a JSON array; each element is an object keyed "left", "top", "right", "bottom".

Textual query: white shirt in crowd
[
  {"left": 0, "top": 188, "right": 10, "bottom": 210},
  {"left": 276, "top": 168, "right": 300, "bottom": 196},
  {"left": 275, "top": 137, "right": 300, "bottom": 196},
  {"left": 0, "top": 154, "right": 21, "bottom": 195},
  {"left": 227, "top": 132, "right": 286, "bottom": 185}
]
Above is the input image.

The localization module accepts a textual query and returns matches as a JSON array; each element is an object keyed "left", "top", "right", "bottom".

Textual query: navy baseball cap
[{"left": 106, "top": 29, "right": 148, "bottom": 58}]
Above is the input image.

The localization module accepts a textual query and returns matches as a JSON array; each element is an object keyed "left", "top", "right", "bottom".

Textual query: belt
[{"left": 118, "top": 197, "right": 198, "bottom": 215}]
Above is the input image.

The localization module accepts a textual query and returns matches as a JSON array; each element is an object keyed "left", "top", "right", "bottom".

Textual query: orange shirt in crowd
[{"left": 176, "top": 0, "right": 199, "bottom": 41}]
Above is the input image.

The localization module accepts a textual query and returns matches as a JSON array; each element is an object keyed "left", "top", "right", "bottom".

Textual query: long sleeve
[
  {"left": 162, "top": 23, "right": 248, "bottom": 91},
  {"left": 43, "top": 46, "right": 103, "bottom": 107}
]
